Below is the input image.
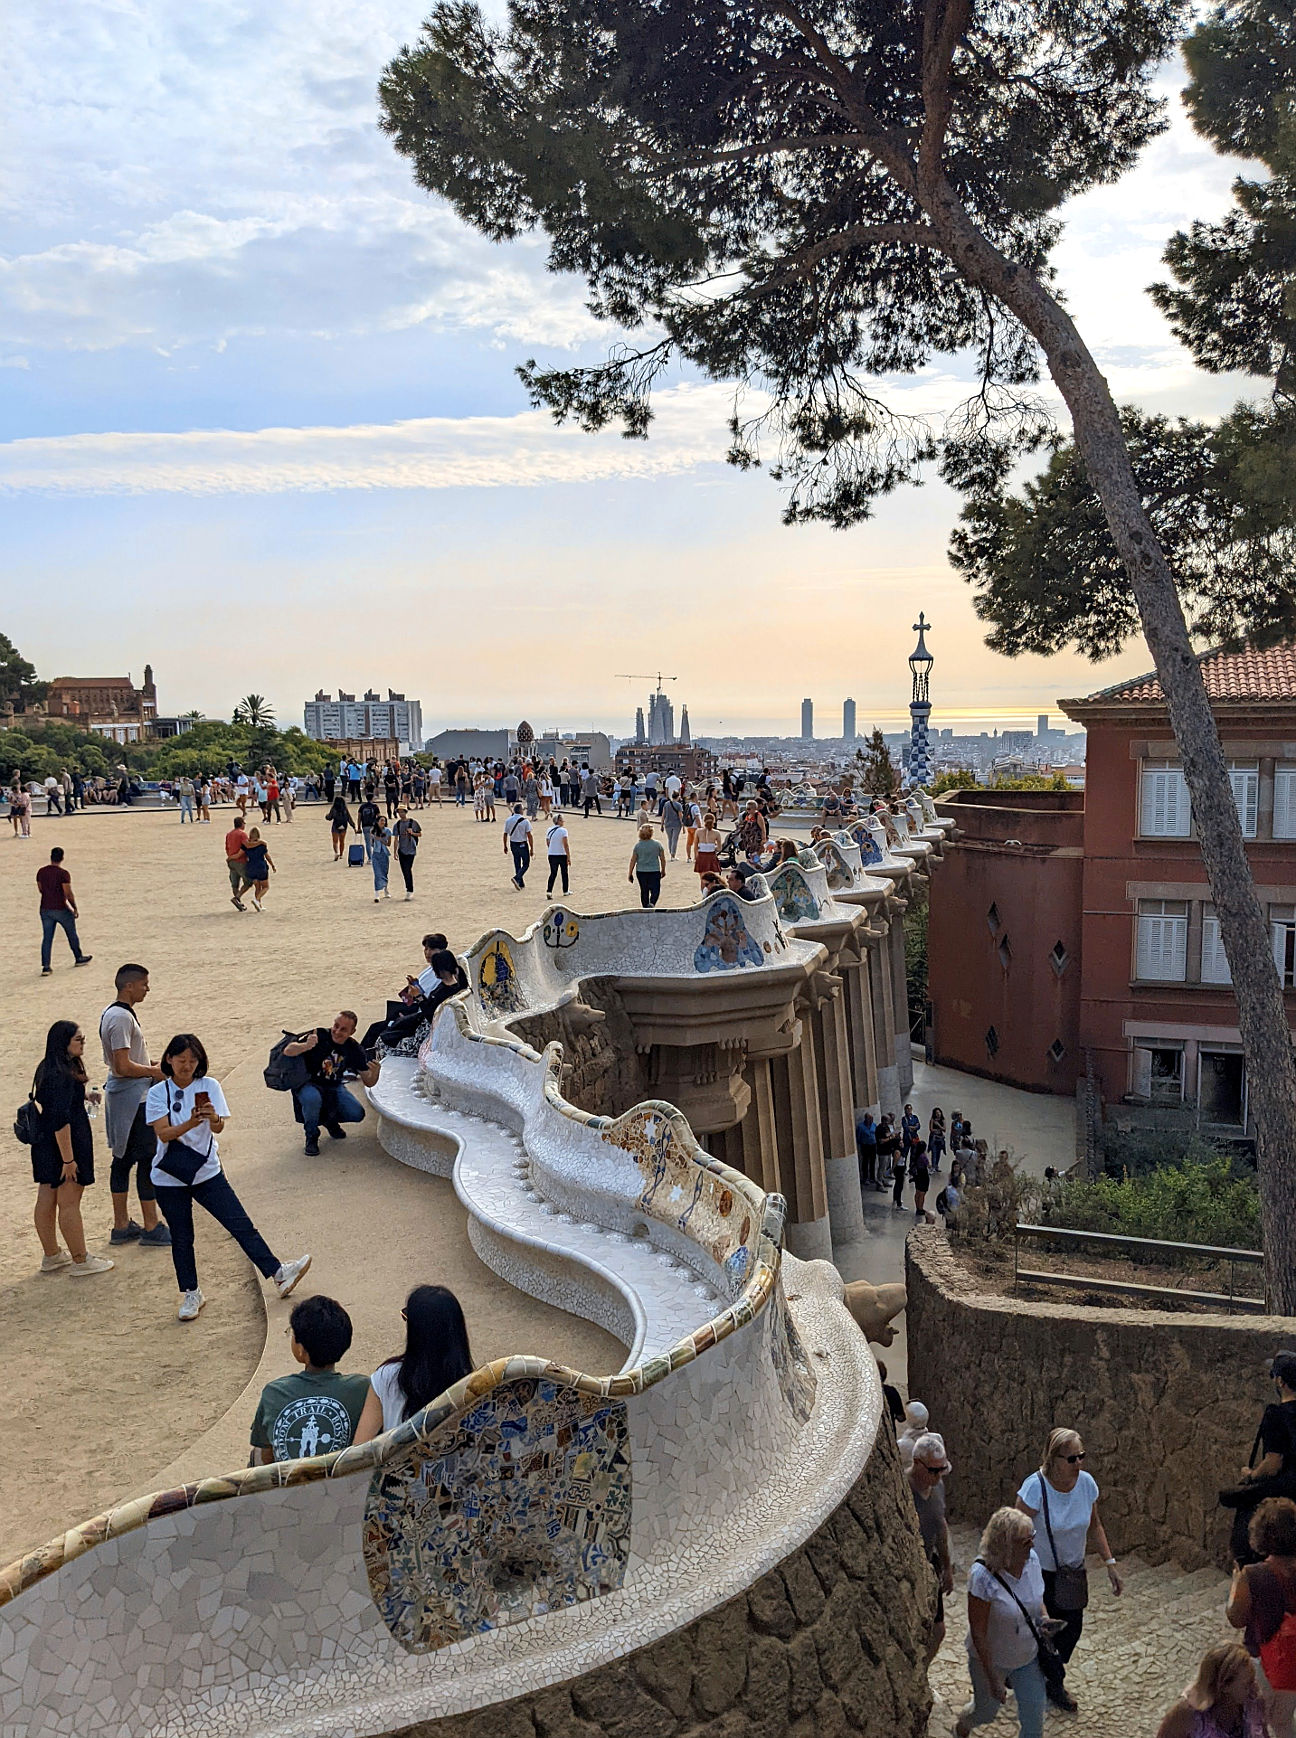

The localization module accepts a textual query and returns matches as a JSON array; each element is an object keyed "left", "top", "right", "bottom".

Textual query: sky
[{"left": 0, "top": 2, "right": 1260, "bottom": 740}]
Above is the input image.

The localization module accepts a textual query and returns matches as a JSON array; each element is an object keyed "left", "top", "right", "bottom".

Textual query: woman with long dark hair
[
  {"left": 30, "top": 1019, "right": 113, "bottom": 1276},
  {"left": 325, "top": 794, "right": 354, "bottom": 862},
  {"left": 354, "top": 1284, "right": 474, "bottom": 1440},
  {"left": 146, "top": 1032, "right": 312, "bottom": 1322}
]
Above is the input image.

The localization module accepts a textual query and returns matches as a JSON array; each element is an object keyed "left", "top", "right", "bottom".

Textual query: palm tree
[{"left": 233, "top": 694, "right": 275, "bottom": 727}]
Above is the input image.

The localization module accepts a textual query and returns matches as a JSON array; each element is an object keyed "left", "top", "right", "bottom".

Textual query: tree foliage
[
  {"left": 378, "top": 0, "right": 1185, "bottom": 527},
  {"left": 958, "top": 0, "right": 1296, "bottom": 660},
  {"left": 855, "top": 728, "right": 899, "bottom": 797},
  {"left": 930, "top": 767, "right": 978, "bottom": 793},
  {"left": 0, "top": 631, "right": 48, "bottom": 708},
  {"left": 233, "top": 694, "right": 275, "bottom": 727}
]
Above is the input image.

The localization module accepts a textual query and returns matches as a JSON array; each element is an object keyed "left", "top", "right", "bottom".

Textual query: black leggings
[
  {"left": 637, "top": 870, "right": 661, "bottom": 907},
  {"left": 547, "top": 854, "right": 569, "bottom": 893},
  {"left": 398, "top": 853, "right": 415, "bottom": 892},
  {"left": 155, "top": 1172, "right": 279, "bottom": 1294},
  {"left": 109, "top": 1104, "right": 157, "bottom": 1202}
]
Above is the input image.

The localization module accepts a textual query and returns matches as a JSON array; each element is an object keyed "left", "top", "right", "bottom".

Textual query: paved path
[
  {"left": 836, "top": 1058, "right": 1077, "bottom": 1387},
  {"left": 927, "top": 1525, "right": 1230, "bottom": 1736}
]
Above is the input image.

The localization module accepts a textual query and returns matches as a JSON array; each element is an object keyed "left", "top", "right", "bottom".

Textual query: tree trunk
[{"left": 931, "top": 197, "right": 1296, "bottom": 1311}]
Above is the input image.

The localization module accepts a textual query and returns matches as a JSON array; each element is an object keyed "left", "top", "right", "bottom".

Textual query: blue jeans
[
  {"left": 961, "top": 1656, "right": 1045, "bottom": 1738},
  {"left": 294, "top": 1082, "right": 366, "bottom": 1140},
  {"left": 511, "top": 843, "right": 531, "bottom": 885},
  {"left": 41, "top": 908, "right": 84, "bottom": 968},
  {"left": 179, "top": 794, "right": 195, "bottom": 822}
]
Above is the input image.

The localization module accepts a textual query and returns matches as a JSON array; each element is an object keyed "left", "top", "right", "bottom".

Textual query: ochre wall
[
  {"left": 390, "top": 1428, "right": 934, "bottom": 1738},
  {"left": 906, "top": 1227, "right": 1286, "bottom": 1571}
]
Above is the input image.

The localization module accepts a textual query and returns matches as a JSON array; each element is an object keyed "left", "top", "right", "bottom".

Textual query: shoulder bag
[
  {"left": 1038, "top": 1476, "right": 1089, "bottom": 1610},
  {"left": 977, "top": 1558, "right": 1066, "bottom": 1694},
  {"left": 155, "top": 1088, "right": 216, "bottom": 1187}
]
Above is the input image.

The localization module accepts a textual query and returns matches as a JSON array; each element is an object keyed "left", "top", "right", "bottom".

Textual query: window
[
  {"left": 1132, "top": 1043, "right": 1185, "bottom": 1104},
  {"left": 1200, "top": 907, "right": 1232, "bottom": 986},
  {"left": 997, "top": 936, "right": 1012, "bottom": 970},
  {"left": 1229, "top": 761, "right": 1259, "bottom": 838},
  {"left": 1140, "top": 759, "right": 1190, "bottom": 837},
  {"left": 1273, "top": 905, "right": 1296, "bottom": 988},
  {"left": 985, "top": 1026, "right": 999, "bottom": 1057},
  {"left": 1047, "top": 1039, "right": 1066, "bottom": 1063},
  {"left": 986, "top": 902, "right": 1002, "bottom": 938},
  {"left": 1049, "top": 940, "right": 1070, "bottom": 976},
  {"left": 1135, "top": 899, "right": 1188, "bottom": 981},
  {"left": 1276, "top": 765, "right": 1296, "bottom": 840},
  {"left": 1200, "top": 1049, "right": 1246, "bottom": 1126}
]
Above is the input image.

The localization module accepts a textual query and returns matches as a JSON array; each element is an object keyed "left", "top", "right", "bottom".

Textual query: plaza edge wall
[
  {"left": 905, "top": 1227, "right": 1286, "bottom": 1571},
  {"left": 389, "top": 1429, "right": 933, "bottom": 1738}
]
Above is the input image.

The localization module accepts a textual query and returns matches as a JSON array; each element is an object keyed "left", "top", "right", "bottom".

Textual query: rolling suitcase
[{"left": 347, "top": 843, "right": 364, "bottom": 867}]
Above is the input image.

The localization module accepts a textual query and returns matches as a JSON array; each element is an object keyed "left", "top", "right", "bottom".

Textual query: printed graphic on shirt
[{"left": 271, "top": 1394, "right": 355, "bottom": 1461}]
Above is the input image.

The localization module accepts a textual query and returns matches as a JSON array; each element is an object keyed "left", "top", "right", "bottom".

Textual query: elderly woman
[
  {"left": 956, "top": 1506, "right": 1048, "bottom": 1738},
  {"left": 1156, "top": 1642, "right": 1269, "bottom": 1738},
  {"left": 1015, "top": 1426, "right": 1121, "bottom": 1712},
  {"left": 1227, "top": 1496, "right": 1296, "bottom": 1737}
]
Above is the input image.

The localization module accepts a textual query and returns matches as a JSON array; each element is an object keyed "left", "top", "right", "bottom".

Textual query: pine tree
[{"left": 856, "top": 730, "right": 899, "bottom": 800}]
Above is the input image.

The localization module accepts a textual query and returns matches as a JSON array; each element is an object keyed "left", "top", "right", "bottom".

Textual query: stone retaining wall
[
  {"left": 390, "top": 1428, "right": 933, "bottom": 1738},
  {"left": 906, "top": 1227, "right": 1292, "bottom": 1570}
]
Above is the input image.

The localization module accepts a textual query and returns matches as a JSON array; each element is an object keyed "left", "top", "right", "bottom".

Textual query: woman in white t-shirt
[
  {"left": 1015, "top": 1427, "right": 1121, "bottom": 1712},
  {"left": 545, "top": 814, "right": 571, "bottom": 895},
  {"left": 957, "top": 1506, "right": 1048, "bottom": 1738},
  {"left": 354, "top": 1284, "right": 475, "bottom": 1441},
  {"left": 146, "top": 1034, "right": 311, "bottom": 1323}
]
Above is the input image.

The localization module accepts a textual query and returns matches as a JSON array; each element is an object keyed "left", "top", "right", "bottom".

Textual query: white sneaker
[
  {"left": 178, "top": 1288, "right": 205, "bottom": 1321},
  {"left": 68, "top": 1253, "right": 115, "bottom": 1276},
  {"left": 274, "top": 1254, "right": 312, "bottom": 1298},
  {"left": 40, "top": 1250, "right": 73, "bottom": 1274}
]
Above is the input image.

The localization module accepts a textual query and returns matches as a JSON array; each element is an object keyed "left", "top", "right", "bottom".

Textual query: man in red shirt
[
  {"left": 224, "top": 815, "right": 252, "bottom": 912},
  {"left": 37, "top": 846, "right": 92, "bottom": 974}
]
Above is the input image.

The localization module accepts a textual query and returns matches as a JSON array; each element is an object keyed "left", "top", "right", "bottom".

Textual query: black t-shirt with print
[
  {"left": 303, "top": 1027, "right": 367, "bottom": 1085},
  {"left": 358, "top": 801, "right": 380, "bottom": 829}
]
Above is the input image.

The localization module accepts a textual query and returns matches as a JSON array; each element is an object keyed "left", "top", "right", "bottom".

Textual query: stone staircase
[{"left": 927, "top": 1525, "right": 1230, "bottom": 1735}]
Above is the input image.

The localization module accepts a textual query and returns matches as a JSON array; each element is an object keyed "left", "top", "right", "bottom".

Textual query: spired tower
[
  {"left": 679, "top": 705, "right": 691, "bottom": 747},
  {"left": 906, "top": 614, "right": 933, "bottom": 789},
  {"left": 635, "top": 706, "right": 646, "bottom": 744}
]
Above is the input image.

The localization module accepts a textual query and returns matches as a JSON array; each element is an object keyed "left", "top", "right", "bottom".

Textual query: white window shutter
[
  {"left": 1137, "top": 909, "right": 1187, "bottom": 980},
  {"left": 1141, "top": 765, "right": 1189, "bottom": 837},
  {"left": 1230, "top": 767, "right": 1259, "bottom": 838},
  {"left": 1275, "top": 769, "right": 1296, "bottom": 839},
  {"left": 1202, "top": 914, "right": 1231, "bottom": 985}
]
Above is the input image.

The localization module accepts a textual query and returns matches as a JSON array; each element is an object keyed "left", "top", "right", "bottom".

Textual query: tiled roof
[{"left": 1076, "top": 642, "right": 1296, "bottom": 706}]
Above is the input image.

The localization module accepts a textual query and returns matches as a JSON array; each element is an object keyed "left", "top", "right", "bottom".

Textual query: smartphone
[{"left": 194, "top": 1090, "right": 212, "bottom": 1112}]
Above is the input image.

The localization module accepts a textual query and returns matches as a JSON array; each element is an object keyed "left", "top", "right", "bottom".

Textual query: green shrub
[
  {"left": 1102, "top": 1128, "right": 1244, "bottom": 1179},
  {"left": 1047, "top": 1155, "right": 1260, "bottom": 1253}
]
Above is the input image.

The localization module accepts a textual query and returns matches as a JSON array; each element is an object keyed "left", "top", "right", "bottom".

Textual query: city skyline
[{"left": 3, "top": 7, "right": 1255, "bottom": 731}]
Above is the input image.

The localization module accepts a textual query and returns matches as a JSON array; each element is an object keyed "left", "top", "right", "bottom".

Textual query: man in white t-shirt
[
  {"left": 99, "top": 964, "right": 170, "bottom": 1247},
  {"left": 428, "top": 764, "right": 442, "bottom": 805},
  {"left": 503, "top": 804, "right": 533, "bottom": 889},
  {"left": 545, "top": 814, "right": 571, "bottom": 895},
  {"left": 665, "top": 772, "right": 682, "bottom": 803}
]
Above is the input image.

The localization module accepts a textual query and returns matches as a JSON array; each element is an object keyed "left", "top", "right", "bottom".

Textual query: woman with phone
[{"left": 146, "top": 1033, "right": 311, "bottom": 1322}]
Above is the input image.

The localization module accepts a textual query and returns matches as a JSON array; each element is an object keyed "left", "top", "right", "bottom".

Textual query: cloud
[{"left": 0, "top": 383, "right": 742, "bottom": 495}]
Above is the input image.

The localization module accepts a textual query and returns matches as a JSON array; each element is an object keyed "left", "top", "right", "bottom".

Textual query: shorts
[{"left": 32, "top": 1144, "right": 94, "bottom": 1188}]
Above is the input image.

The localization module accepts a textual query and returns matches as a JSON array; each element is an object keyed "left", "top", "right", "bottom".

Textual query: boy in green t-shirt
[{"left": 250, "top": 1295, "right": 370, "bottom": 1464}]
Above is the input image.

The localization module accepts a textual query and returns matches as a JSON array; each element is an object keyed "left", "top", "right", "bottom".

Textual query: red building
[{"left": 928, "top": 642, "right": 1296, "bottom": 1139}]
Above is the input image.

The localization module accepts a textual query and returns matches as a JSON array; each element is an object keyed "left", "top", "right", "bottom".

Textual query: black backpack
[
  {"left": 264, "top": 1031, "right": 311, "bottom": 1093},
  {"left": 13, "top": 1093, "right": 39, "bottom": 1146}
]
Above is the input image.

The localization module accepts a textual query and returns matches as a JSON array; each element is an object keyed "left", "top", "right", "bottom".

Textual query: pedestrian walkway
[
  {"left": 835, "top": 1059, "right": 1078, "bottom": 1388},
  {"left": 928, "top": 1524, "right": 1229, "bottom": 1736}
]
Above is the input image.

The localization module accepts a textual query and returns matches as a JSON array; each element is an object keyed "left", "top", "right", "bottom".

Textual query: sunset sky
[{"left": 2, "top": 3, "right": 1257, "bottom": 739}]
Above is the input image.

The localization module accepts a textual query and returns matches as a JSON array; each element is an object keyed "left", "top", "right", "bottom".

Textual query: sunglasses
[{"left": 1062, "top": 1452, "right": 1086, "bottom": 1464}]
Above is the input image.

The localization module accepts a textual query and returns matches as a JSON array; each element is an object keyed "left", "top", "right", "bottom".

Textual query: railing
[{"left": 1013, "top": 1222, "right": 1266, "bottom": 1314}]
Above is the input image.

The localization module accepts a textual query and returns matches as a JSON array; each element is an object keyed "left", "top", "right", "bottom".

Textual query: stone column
[
  {"left": 841, "top": 932, "right": 881, "bottom": 1116},
  {"left": 805, "top": 970, "right": 866, "bottom": 1249},
  {"left": 887, "top": 891, "right": 914, "bottom": 1098},
  {"left": 867, "top": 923, "right": 901, "bottom": 1122},
  {"left": 767, "top": 1029, "right": 833, "bottom": 1263}
]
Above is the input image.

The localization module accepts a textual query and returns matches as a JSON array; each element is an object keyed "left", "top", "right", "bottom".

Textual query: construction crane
[{"left": 615, "top": 672, "right": 678, "bottom": 690}]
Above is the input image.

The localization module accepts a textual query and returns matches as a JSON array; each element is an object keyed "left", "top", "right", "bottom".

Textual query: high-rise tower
[
  {"left": 679, "top": 705, "right": 691, "bottom": 747},
  {"left": 843, "top": 698, "right": 856, "bottom": 741},
  {"left": 635, "top": 706, "right": 646, "bottom": 744},
  {"left": 907, "top": 614, "right": 933, "bottom": 789},
  {"left": 801, "top": 698, "right": 813, "bottom": 739}
]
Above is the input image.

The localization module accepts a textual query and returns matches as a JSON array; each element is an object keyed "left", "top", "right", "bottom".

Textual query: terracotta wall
[
  {"left": 906, "top": 1228, "right": 1286, "bottom": 1571},
  {"left": 928, "top": 794, "right": 1083, "bottom": 1093},
  {"left": 390, "top": 1428, "right": 934, "bottom": 1738}
]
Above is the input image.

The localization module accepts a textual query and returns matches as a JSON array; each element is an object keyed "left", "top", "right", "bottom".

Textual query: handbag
[
  {"left": 1039, "top": 1477, "right": 1089, "bottom": 1611},
  {"left": 978, "top": 1559, "right": 1066, "bottom": 1694}
]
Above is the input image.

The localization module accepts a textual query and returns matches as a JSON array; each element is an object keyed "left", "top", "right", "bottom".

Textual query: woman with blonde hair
[
  {"left": 956, "top": 1506, "right": 1048, "bottom": 1738},
  {"left": 1156, "top": 1642, "right": 1268, "bottom": 1738},
  {"left": 1015, "top": 1425, "right": 1121, "bottom": 1712}
]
